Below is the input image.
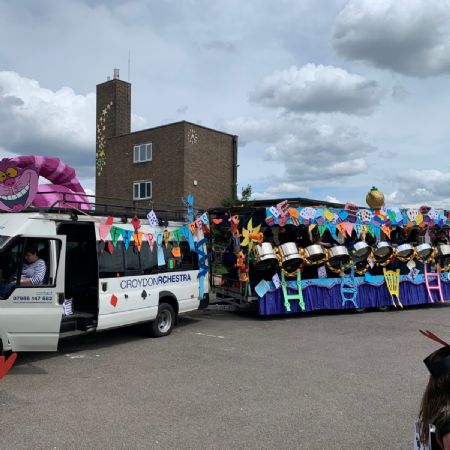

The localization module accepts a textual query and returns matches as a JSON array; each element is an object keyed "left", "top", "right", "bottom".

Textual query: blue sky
[{"left": 1, "top": 0, "right": 450, "bottom": 207}]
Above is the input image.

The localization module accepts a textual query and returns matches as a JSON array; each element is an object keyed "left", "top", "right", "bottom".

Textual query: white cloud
[
  {"left": 325, "top": 195, "right": 341, "bottom": 203},
  {"left": 0, "top": 71, "right": 146, "bottom": 185},
  {"left": 333, "top": 0, "right": 450, "bottom": 77},
  {"left": 387, "top": 168, "right": 450, "bottom": 207},
  {"left": 264, "top": 121, "right": 371, "bottom": 182},
  {"left": 0, "top": 71, "right": 95, "bottom": 177},
  {"left": 250, "top": 64, "right": 382, "bottom": 115},
  {"left": 223, "top": 115, "right": 372, "bottom": 191}
]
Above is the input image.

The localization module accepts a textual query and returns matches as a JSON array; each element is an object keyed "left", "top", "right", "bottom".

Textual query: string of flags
[
  {"left": 98, "top": 207, "right": 210, "bottom": 266},
  {"left": 263, "top": 201, "right": 450, "bottom": 236}
]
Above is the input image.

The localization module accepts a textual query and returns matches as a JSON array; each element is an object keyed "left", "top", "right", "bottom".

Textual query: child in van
[{"left": 417, "top": 341, "right": 450, "bottom": 449}]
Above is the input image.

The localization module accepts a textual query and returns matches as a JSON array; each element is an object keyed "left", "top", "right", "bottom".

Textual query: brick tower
[{"left": 95, "top": 69, "right": 131, "bottom": 195}]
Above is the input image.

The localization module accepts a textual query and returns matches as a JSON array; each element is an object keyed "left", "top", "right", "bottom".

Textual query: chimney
[{"left": 113, "top": 68, "right": 120, "bottom": 79}]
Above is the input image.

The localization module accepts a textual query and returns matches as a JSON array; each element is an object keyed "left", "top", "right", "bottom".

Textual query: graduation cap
[{"left": 420, "top": 330, "right": 450, "bottom": 378}]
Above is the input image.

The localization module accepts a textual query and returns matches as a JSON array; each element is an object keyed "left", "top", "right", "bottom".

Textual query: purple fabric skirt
[{"left": 258, "top": 277, "right": 450, "bottom": 315}]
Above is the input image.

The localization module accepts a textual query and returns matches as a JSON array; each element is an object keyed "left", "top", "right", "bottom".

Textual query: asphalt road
[{"left": 1, "top": 304, "right": 449, "bottom": 450}]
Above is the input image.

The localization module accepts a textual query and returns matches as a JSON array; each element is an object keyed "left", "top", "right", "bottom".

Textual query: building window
[
  {"left": 133, "top": 180, "right": 152, "bottom": 200},
  {"left": 133, "top": 143, "right": 152, "bottom": 163}
]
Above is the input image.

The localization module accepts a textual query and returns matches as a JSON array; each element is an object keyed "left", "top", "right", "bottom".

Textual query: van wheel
[{"left": 150, "top": 303, "right": 175, "bottom": 337}]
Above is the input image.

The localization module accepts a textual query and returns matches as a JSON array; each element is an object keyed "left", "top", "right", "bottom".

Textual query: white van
[{"left": 0, "top": 209, "right": 207, "bottom": 352}]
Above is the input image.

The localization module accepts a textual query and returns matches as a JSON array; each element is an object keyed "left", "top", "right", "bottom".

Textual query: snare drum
[
  {"left": 374, "top": 241, "right": 393, "bottom": 262},
  {"left": 278, "top": 242, "right": 303, "bottom": 272},
  {"left": 328, "top": 246, "right": 350, "bottom": 265},
  {"left": 396, "top": 243, "right": 414, "bottom": 260},
  {"left": 253, "top": 242, "right": 277, "bottom": 270},
  {"left": 304, "top": 244, "right": 326, "bottom": 263}
]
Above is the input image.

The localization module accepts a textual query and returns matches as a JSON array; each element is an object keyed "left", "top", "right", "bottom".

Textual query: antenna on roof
[{"left": 128, "top": 50, "right": 131, "bottom": 82}]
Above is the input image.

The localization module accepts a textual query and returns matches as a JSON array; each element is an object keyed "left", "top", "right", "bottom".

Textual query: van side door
[{"left": 0, "top": 235, "right": 66, "bottom": 352}]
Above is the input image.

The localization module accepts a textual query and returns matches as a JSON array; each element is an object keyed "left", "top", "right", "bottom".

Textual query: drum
[
  {"left": 278, "top": 242, "right": 303, "bottom": 272},
  {"left": 328, "top": 246, "right": 350, "bottom": 265},
  {"left": 304, "top": 244, "right": 326, "bottom": 263},
  {"left": 374, "top": 241, "right": 393, "bottom": 262},
  {"left": 416, "top": 243, "right": 433, "bottom": 260},
  {"left": 396, "top": 243, "right": 414, "bottom": 260},
  {"left": 353, "top": 241, "right": 371, "bottom": 259},
  {"left": 253, "top": 242, "right": 277, "bottom": 270},
  {"left": 436, "top": 244, "right": 450, "bottom": 259}
]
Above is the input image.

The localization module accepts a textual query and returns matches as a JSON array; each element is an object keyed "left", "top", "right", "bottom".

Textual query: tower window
[
  {"left": 133, "top": 143, "right": 152, "bottom": 163},
  {"left": 133, "top": 180, "right": 152, "bottom": 200}
]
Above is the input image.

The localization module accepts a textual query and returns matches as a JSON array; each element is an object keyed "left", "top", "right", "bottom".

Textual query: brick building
[{"left": 95, "top": 70, "right": 238, "bottom": 212}]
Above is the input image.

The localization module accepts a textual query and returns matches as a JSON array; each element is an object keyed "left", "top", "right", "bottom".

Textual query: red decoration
[
  {"left": 212, "top": 218, "right": 223, "bottom": 224},
  {"left": 131, "top": 215, "right": 141, "bottom": 231},
  {"left": 110, "top": 294, "right": 118, "bottom": 307},
  {"left": 0, "top": 352, "right": 17, "bottom": 379}
]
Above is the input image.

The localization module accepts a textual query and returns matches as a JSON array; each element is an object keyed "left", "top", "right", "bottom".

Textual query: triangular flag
[
  {"left": 366, "top": 224, "right": 375, "bottom": 238},
  {"left": 362, "top": 225, "right": 367, "bottom": 240},
  {"left": 156, "top": 232, "right": 165, "bottom": 266},
  {"left": 133, "top": 231, "right": 143, "bottom": 252},
  {"left": 99, "top": 216, "right": 113, "bottom": 241},
  {"left": 373, "top": 225, "right": 380, "bottom": 240},
  {"left": 318, "top": 224, "right": 327, "bottom": 237},
  {"left": 145, "top": 233, "right": 155, "bottom": 251},
  {"left": 110, "top": 226, "right": 122, "bottom": 247},
  {"left": 381, "top": 225, "right": 391, "bottom": 239},
  {"left": 354, "top": 224, "right": 363, "bottom": 238},
  {"left": 121, "top": 229, "right": 133, "bottom": 250},
  {"left": 327, "top": 223, "right": 337, "bottom": 239},
  {"left": 181, "top": 225, "right": 195, "bottom": 251},
  {"left": 172, "top": 229, "right": 181, "bottom": 243},
  {"left": 189, "top": 222, "right": 196, "bottom": 235},
  {"left": 163, "top": 230, "right": 171, "bottom": 247},
  {"left": 343, "top": 222, "right": 354, "bottom": 237},
  {"left": 308, "top": 224, "right": 316, "bottom": 233},
  {"left": 107, "top": 241, "right": 114, "bottom": 254},
  {"left": 147, "top": 209, "right": 159, "bottom": 227},
  {"left": 336, "top": 222, "right": 347, "bottom": 238}
]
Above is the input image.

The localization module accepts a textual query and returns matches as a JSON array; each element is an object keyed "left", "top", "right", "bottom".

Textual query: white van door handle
[{"left": 101, "top": 282, "right": 108, "bottom": 293}]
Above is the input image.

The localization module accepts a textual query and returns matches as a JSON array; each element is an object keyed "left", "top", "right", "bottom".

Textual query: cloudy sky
[{"left": 1, "top": 0, "right": 450, "bottom": 207}]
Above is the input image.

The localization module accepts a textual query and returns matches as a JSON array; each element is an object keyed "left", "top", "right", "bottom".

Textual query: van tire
[{"left": 150, "top": 303, "right": 175, "bottom": 337}]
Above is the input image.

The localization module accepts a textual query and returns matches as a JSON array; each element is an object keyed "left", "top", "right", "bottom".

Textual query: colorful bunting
[
  {"left": 147, "top": 209, "right": 159, "bottom": 227},
  {"left": 110, "top": 226, "right": 122, "bottom": 247},
  {"left": 121, "top": 229, "right": 132, "bottom": 250},
  {"left": 145, "top": 233, "right": 155, "bottom": 251},
  {"left": 99, "top": 216, "right": 113, "bottom": 241},
  {"left": 133, "top": 231, "right": 143, "bottom": 252}
]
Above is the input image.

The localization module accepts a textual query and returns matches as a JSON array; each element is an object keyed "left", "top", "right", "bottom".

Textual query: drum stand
[
  {"left": 280, "top": 271, "right": 305, "bottom": 312},
  {"left": 424, "top": 264, "right": 444, "bottom": 303}
]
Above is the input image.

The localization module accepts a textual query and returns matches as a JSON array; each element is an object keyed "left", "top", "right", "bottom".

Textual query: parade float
[{"left": 208, "top": 189, "right": 450, "bottom": 315}]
